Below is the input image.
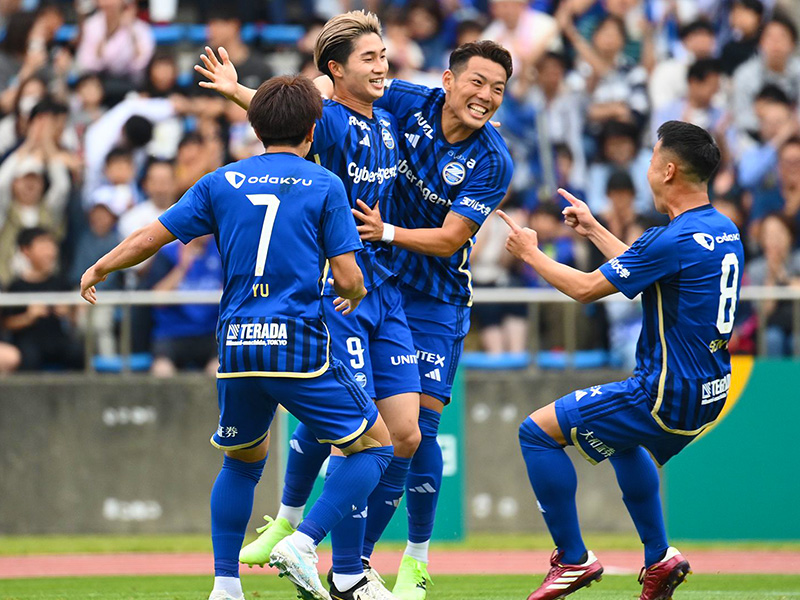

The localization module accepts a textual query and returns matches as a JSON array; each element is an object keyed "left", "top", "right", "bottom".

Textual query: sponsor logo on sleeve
[
  {"left": 459, "top": 196, "right": 491, "bottom": 217},
  {"left": 608, "top": 257, "right": 630, "bottom": 279}
]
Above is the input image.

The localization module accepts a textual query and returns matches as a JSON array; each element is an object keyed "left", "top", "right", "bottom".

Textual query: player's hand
[
  {"left": 195, "top": 46, "right": 240, "bottom": 102},
  {"left": 352, "top": 199, "right": 384, "bottom": 242},
  {"left": 329, "top": 278, "right": 366, "bottom": 315},
  {"left": 80, "top": 266, "right": 107, "bottom": 305},
  {"left": 497, "top": 209, "right": 539, "bottom": 264},
  {"left": 559, "top": 188, "right": 597, "bottom": 238}
]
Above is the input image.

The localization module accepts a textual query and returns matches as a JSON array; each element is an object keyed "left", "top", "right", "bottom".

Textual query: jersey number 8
[{"left": 716, "top": 252, "right": 739, "bottom": 335}]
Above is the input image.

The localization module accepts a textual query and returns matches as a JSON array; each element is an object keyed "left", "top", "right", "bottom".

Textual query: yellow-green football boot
[
  {"left": 392, "top": 555, "right": 432, "bottom": 600},
  {"left": 239, "top": 515, "right": 295, "bottom": 567}
]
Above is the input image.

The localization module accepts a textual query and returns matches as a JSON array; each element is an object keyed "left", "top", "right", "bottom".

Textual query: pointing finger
[
  {"left": 496, "top": 209, "right": 522, "bottom": 232},
  {"left": 558, "top": 188, "right": 581, "bottom": 207}
]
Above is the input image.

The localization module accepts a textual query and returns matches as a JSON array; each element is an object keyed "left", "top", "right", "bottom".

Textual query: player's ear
[
  {"left": 306, "top": 123, "right": 316, "bottom": 144},
  {"left": 328, "top": 60, "right": 343, "bottom": 80},
  {"left": 664, "top": 161, "right": 677, "bottom": 183},
  {"left": 442, "top": 69, "right": 454, "bottom": 92}
]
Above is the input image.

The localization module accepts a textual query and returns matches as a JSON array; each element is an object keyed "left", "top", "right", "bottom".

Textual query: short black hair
[
  {"left": 29, "top": 97, "right": 68, "bottom": 120},
  {"left": 679, "top": 18, "right": 715, "bottom": 40},
  {"left": 449, "top": 40, "right": 513, "bottom": 81},
  {"left": 755, "top": 83, "right": 793, "bottom": 106},
  {"left": 765, "top": 10, "right": 799, "bottom": 45},
  {"left": 600, "top": 119, "right": 640, "bottom": 145},
  {"left": 17, "top": 226, "right": 52, "bottom": 249},
  {"left": 734, "top": 0, "right": 764, "bottom": 16},
  {"left": 553, "top": 142, "right": 573, "bottom": 161},
  {"left": 144, "top": 157, "right": 175, "bottom": 175},
  {"left": 539, "top": 51, "right": 569, "bottom": 71},
  {"left": 531, "top": 202, "right": 562, "bottom": 221},
  {"left": 687, "top": 58, "right": 723, "bottom": 82},
  {"left": 206, "top": 5, "right": 241, "bottom": 23},
  {"left": 594, "top": 15, "right": 627, "bottom": 40},
  {"left": 122, "top": 115, "right": 154, "bottom": 148},
  {"left": 105, "top": 147, "right": 133, "bottom": 165},
  {"left": 606, "top": 169, "right": 635, "bottom": 193},
  {"left": 656, "top": 120, "right": 721, "bottom": 183},
  {"left": 248, "top": 75, "right": 323, "bottom": 147}
]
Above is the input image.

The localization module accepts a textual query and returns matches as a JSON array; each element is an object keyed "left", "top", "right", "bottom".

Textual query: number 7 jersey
[
  {"left": 158, "top": 152, "right": 362, "bottom": 378},
  {"left": 599, "top": 204, "right": 745, "bottom": 435}
]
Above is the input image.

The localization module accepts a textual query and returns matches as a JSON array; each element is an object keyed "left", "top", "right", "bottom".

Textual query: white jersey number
[
  {"left": 248, "top": 194, "right": 281, "bottom": 277},
  {"left": 716, "top": 252, "right": 739, "bottom": 334},
  {"left": 346, "top": 336, "right": 366, "bottom": 369}
]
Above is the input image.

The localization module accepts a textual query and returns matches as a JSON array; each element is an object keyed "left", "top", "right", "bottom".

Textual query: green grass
[
  {"left": 2, "top": 533, "right": 799, "bottom": 556},
  {"left": 2, "top": 574, "right": 800, "bottom": 600}
]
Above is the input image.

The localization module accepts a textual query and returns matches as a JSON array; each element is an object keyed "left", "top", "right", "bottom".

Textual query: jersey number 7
[{"left": 248, "top": 194, "right": 281, "bottom": 277}]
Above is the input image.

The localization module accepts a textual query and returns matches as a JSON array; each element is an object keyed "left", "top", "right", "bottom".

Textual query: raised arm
[
  {"left": 559, "top": 188, "right": 629, "bottom": 260},
  {"left": 497, "top": 210, "right": 618, "bottom": 303},
  {"left": 80, "top": 220, "right": 176, "bottom": 304},
  {"left": 195, "top": 46, "right": 257, "bottom": 110}
]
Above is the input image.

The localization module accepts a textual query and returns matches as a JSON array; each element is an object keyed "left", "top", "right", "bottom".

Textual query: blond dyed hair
[{"left": 314, "top": 10, "right": 383, "bottom": 79}]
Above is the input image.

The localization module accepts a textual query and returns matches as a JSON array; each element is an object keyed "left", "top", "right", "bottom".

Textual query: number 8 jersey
[
  {"left": 159, "top": 152, "right": 362, "bottom": 377},
  {"left": 599, "top": 204, "right": 745, "bottom": 435}
]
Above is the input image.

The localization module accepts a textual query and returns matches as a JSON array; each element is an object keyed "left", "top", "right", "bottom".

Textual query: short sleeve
[
  {"left": 309, "top": 105, "right": 341, "bottom": 157},
  {"left": 374, "top": 79, "right": 431, "bottom": 116},
  {"left": 599, "top": 226, "right": 679, "bottom": 299},
  {"left": 158, "top": 175, "right": 215, "bottom": 244},
  {"left": 449, "top": 149, "right": 513, "bottom": 229},
  {"left": 321, "top": 175, "right": 363, "bottom": 258}
]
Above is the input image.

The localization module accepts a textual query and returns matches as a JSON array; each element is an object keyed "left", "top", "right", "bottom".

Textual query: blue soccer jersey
[
  {"left": 599, "top": 204, "right": 745, "bottom": 435},
  {"left": 158, "top": 152, "right": 362, "bottom": 378},
  {"left": 311, "top": 100, "right": 399, "bottom": 294},
  {"left": 375, "top": 79, "right": 514, "bottom": 306}
]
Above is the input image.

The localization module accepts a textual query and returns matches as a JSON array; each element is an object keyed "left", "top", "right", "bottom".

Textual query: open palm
[{"left": 194, "top": 46, "right": 239, "bottom": 102}]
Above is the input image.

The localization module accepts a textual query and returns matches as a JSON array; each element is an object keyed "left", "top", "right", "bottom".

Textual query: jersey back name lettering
[
  {"left": 599, "top": 204, "right": 745, "bottom": 434},
  {"left": 311, "top": 100, "right": 398, "bottom": 294},
  {"left": 158, "top": 152, "right": 362, "bottom": 377},
  {"left": 376, "top": 80, "right": 513, "bottom": 306}
]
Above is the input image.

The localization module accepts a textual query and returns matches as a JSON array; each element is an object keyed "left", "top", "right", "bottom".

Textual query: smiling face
[
  {"left": 331, "top": 32, "right": 388, "bottom": 103},
  {"left": 443, "top": 56, "right": 507, "bottom": 130}
]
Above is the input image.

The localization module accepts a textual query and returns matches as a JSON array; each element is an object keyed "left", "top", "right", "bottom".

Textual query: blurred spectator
[
  {"left": 75, "top": 0, "right": 155, "bottom": 86},
  {"left": 471, "top": 197, "right": 528, "bottom": 354},
  {"left": 483, "top": 0, "right": 561, "bottom": 75},
  {"left": 649, "top": 19, "right": 717, "bottom": 112},
  {"left": 553, "top": 143, "right": 587, "bottom": 206},
  {"left": 561, "top": 13, "right": 650, "bottom": 136},
  {"left": 746, "top": 135, "right": 800, "bottom": 244},
  {"left": 0, "top": 337, "right": 21, "bottom": 374},
  {"left": 203, "top": 6, "right": 272, "bottom": 91},
  {"left": 745, "top": 212, "right": 800, "bottom": 355},
  {"left": 406, "top": 0, "right": 449, "bottom": 72},
  {"left": 720, "top": 0, "right": 764, "bottom": 75},
  {"left": 174, "top": 132, "right": 223, "bottom": 196},
  {"left": 118, "top": 159, "right": 178, "bottom": 239},
  {"left": 2, "top": 227, "right": 83, "bottom": 371},
  {"left": 600, "top": 169, "right": 637, "bottom": 240},
  {"left": 651, "top": 58, "right": 725, "bottom": 143},
  {"left": 143, "top": 51, "right": 181, "bottom": 98},
  {"left": 87, "top": 148, "right": 138, "bottom": 216},
  {"left": 69, "top": 74, "right": 106, "bottom": 147},
  {"left": 586, "top": 120, "right": 652, "bottom": 215},
  {"left": 145, "top": 236, "right": 222, "bottom": 377},
  {"left": 0, "top": 74, "right": 47, "bottom": 156},
  {"left": 383, "top": 9, "right": 425, "bottom": 78},
  {"left": 519, "top": 203, "right": 576, "bottom": 288},
  {"left": 0, "top": 110, "right": 71, "bottom": 285},
  {"left": 731, "top": 10, "right": 800, "bottom": 135}
]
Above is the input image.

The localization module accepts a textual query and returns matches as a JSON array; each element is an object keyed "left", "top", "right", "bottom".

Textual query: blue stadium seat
[
  {"left": 261, "top": 24, "right": 304, "bottom": 45},
  {"left": 55, "top": 24, "right": 78, "bottom": 43},
  {"left": 536, "top": 349, "right": 610, "bottom": 369},
  {"left": 459, "top": 351, "right": 530, "bottom": 370},
  {"left": 152, "top": 24, "right": 184, "bottom": 45},
  {"left": 93, "top": 353, "right": 153, "bottom": 373},
  {"left": 186, "top": 24, "right": 208, "bottom": 44}
]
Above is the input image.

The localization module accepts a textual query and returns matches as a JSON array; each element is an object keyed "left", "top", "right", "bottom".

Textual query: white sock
[
  {"left": 213, "top": 576, "right": 243, "bottom": 598},
  {"left": 332, "top": 572, "right": 365, "bottom": 592},
  {"left": 288, "top": 530, "right": 316, "bottom": 554},
  {"left": 276, "top": 503, "right": 305, "bottom": 528},
  {"left": 404, "top": 540, "right": 429, "bottom": 563}
]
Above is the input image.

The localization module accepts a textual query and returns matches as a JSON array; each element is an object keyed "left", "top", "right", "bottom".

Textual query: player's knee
[
  {"left": 225, "top": 432, "right": 270, "bottom": 462},
  {"left": 392, "top": 423, "right": 421, "bottom": 458},
  {"left": 519, "top": 416, "right": 563, "bottom": 450}
]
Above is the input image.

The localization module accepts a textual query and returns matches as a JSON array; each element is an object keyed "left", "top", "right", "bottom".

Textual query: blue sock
[
  {"left": 610, "top": 447, "right": 669, "bottom": 567},
  {"left": 298, "top": 445, "right": 394, "bottom": 545},
  {"left": 362, "top": 455, "right": 412, "bottom": 559},
  {"left": 406, "top": 408, "right": 442, "bottom": 544},
  {"left": 325, "top": 455, "right": 367, "bottom": 575},
  {"left": 281, "top": 423, "right": 331, "bottom": 508},
  {"left": 519, "top": 418, "right": 587, "bottom": 564},
  {"left": 211, "top": 455, "right": 267, "bottom": 577}
]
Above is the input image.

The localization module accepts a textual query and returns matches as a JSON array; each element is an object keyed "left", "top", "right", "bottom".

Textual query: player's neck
[
  {"left": 264, "top": 145, "right": 307, "bottom": 157},
  {"left": 332, "top": 89, "right": 374, "bottom": 119},
  {"left": 665, "top": 190, "right": 710, "bottom": 219},
  {"left": 440, "top": 104, "right": 475, "bottom": 144}
]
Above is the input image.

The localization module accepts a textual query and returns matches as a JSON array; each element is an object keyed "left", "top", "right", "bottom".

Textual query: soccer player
[
  {"left": 498, "top": 121, "right": 743, "bottom": 600},
  {"left": 79, "top": 75, "right": 396, "bottom": 600},
  {"left": 195, "top": 12, "right": 421, "bottom": 599}
]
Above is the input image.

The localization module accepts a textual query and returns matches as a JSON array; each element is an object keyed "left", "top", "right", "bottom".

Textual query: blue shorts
[
  {"left": 400, "top": 285, "right": 470, "bottom": 405},
  {"left": 323, "top": 280, "right": 420, "bottom": 400},
  {"left": 211, "top": 357, "right": 379, "bottom": 451},
  {"left": 554, "top": 377, "right": 696, "bottom": 467}
]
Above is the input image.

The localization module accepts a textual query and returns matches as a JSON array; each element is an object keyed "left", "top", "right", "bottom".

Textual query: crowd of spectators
[{"left": 1, "top": 0, "right": 799, "bottom": 374}]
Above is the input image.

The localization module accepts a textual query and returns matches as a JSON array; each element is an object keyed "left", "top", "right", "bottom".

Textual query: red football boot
[
  {"left": 638, "top": 547, "right": 691, "bottom": 600},
  {"left": 527, "top": 549, "right": 604, "bottom": 600}
]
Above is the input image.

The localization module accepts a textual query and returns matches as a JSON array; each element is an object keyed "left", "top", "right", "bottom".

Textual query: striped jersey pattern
[
  {"left": 375, "top": 80, "right": 513, "bottom": 306},
  {"left": 159, "top": 153, "right": 362, "bottom": 377},
  {"left": 599, "top": 205, "right": 745, "bottom": 434},
  {"left": 311, "top": 100, "right": 399, "bottom": 294}
]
